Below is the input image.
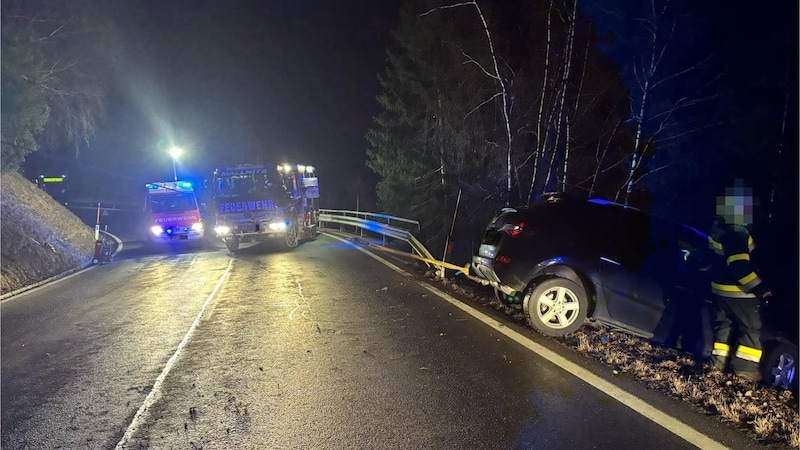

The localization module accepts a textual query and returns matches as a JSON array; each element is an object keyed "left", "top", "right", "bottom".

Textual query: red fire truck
[
  {"left": 211, "top": 163, "right": 319, "bottom": 252},
  {"left": 143, "top": 181, "right": 204, "bottom": 245}
]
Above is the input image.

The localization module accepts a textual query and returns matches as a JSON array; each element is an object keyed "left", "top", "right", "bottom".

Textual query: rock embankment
[{"left": 1, "top": 170, "right": 95, "bottom": 295}]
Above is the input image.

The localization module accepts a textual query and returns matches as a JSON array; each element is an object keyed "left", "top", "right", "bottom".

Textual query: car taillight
[{"left": 498, "top": 221, "right": 525, "bottom": 237}]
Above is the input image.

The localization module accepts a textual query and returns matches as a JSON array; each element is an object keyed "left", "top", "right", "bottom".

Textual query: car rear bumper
[
  {"left": 472, "top": 256, "right": 501, "bottom": 283},
  {"left": 472, "top": 256, "right": 519, "bottom": 296}
]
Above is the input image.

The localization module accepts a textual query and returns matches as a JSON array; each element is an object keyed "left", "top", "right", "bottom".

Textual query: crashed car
[{"left": 471, "top": 195, "right": 797, "bottom": 391}]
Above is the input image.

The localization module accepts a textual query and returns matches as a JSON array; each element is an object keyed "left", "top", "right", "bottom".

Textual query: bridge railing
[{"left": 318, "top": 209, "right": 436, "bottom": 264}]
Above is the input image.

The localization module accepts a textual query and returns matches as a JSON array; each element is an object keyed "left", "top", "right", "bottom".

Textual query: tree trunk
[
  {"left": 560, "top": 0, "right": 578, "bottom": 192},
  {"left": 527, "top": 0, "right": 554, "bottom": 205}
]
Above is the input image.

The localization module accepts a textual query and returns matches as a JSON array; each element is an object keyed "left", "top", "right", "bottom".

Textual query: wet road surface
[{"left": 2, "top": 231, "right": 765, "bottom": 449}]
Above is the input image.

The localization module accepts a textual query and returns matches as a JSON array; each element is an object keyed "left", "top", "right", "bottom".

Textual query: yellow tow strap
[{"left": 354, "top": 238, "right": 479, "bottom": 282}]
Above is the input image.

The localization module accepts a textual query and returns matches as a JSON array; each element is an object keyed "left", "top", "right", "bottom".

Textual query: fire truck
[
  {"left": 211, "top": 163, "right": 319, "bottom": 252},
  {"left": 143, "top": 181, "right": 204, "bottom": 244}
]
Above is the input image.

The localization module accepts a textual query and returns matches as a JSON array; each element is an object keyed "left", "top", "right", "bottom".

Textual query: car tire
[
  {"left": 761, "top": 341, "right": 798, "bottom": 393},
  {"left": 523, "top": 277, "right": 588, "bottom": 336}
]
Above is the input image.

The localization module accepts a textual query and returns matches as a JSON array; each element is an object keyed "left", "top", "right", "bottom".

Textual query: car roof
[{"left": 507, "top": 197, "right": 709, "bottom": 240}]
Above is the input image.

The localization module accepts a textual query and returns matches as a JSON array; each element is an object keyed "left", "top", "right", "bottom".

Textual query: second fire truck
[{"left": 210, "top": 163, "right": 319, "bottom": 252}]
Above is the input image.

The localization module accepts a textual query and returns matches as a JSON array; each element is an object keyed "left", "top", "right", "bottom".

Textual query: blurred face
[{"left": 716, "top": 184, "right": 754, "bottom": 225}]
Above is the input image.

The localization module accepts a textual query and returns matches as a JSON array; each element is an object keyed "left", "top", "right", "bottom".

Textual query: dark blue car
[{"left": 471, "top": 196, "right": 797, "bottom": 391}]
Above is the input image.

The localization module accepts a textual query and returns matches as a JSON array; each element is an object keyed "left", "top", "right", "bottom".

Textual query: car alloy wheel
[{"left": 523, "top": 277, "right": 588, "bottom": 336}]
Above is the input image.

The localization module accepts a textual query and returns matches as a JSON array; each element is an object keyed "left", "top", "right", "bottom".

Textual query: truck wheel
[
  {"left": 285, "top": 223, "right": 299, "bottom": 248},
  {"left": 225, "top": 236, "right": 239, "bottom": 252}
]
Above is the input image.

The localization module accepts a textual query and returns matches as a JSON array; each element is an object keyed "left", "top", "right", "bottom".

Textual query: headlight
[
  {"left": 191, "top": 222, "right": 204, "bottom": 231},
  {"left": 268, "top": 221, "right": 287, "bottom": 231},
  {"left": 150, "top": 226, "right": 163, "bottom": 236},
  {"left": 214, "top": 225, "right": 231, "bottom": 235}
]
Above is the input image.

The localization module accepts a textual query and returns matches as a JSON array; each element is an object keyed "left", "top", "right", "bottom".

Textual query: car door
[
  {"left": 596, "top": 208, "right": 670, "bottom": 335},
  {"left": 665, "top": 223, "right": 715, "bottom": 355}
]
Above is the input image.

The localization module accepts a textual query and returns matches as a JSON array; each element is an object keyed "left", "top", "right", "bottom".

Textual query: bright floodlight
[
  {"left": 168, "top": 146, "right": 183, "bottom": 181},
  {"left": 168, "top": 146, "right": 183, "bottom": 159}
]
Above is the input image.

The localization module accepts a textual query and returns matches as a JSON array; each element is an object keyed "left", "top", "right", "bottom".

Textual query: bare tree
[
  {"left": 421, "top": 1, "right": 514, "bottom": 204},
  {"left": 554, "top": 0, "right": 578, "bottom": 192},
  {"left": 525, "top": 0, "right": 554, "bottom": 204},
  {"left": 616, "top": 0, "right": 721, "bottom": 204}
]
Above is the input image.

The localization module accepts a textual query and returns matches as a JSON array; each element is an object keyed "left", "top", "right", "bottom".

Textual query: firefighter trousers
[{"left": 710, "top": 295, "right": 763, "bottom": 381}]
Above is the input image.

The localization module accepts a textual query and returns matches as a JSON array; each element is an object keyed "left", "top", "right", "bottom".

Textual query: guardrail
[
  {"left": 318, "top": 209, "right": 435, "bottom": 264},
  {"left": 319, "top": 209, "right": 479, "bottom": 282}
]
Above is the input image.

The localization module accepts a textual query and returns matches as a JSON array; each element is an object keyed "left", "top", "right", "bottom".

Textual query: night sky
[
  {"left": 66, "top": 0, "right": 404, "bottom": 208},
  {"left": 19, "top": 0, "right": 798, "bottom": 212}
]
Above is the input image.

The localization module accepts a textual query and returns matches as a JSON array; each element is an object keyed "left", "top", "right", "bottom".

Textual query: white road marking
[
  {"left": 114, "top": 258, "right": 234, "bottom": 449},
  {"left": 325, "top": 232, "right": 729, "bottom": 450}
]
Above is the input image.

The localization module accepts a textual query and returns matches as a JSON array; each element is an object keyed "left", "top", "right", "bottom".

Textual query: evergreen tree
[{"left": 367, "top": 1, "right": 498, "bottom": 254}]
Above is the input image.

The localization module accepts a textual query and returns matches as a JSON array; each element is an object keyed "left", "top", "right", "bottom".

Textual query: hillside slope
[{"left": 1, "top": 170, "right": 96, "bottom": 295}]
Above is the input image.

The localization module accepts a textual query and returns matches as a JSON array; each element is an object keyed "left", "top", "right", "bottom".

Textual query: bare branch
[
  {"left": 652, "top": 121, "right": 726, "bottom": 143},
  {"left": 420, "top": 2, "right": 480, "bottom": 19},
  {"left": 443, "top": 41, "right": 499, "bottom": 80},
  {"left": 651, "top": 54, "right": 712, "bottom": 89},
  {"left": 464, "top": 92, "right": 502, "bottom": 120},
  {"left": 633, "top": 163, "right": 670, "bottom": 184}
]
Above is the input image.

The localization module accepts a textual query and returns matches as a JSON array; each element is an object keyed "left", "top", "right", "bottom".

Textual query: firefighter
[{"left": 707, "top": 180, "right": 773, "bottom": 382}]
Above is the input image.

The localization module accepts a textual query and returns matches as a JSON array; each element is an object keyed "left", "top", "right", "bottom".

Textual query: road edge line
[{"left": 114, "top": 258, "right": 234, "bottom": 449}]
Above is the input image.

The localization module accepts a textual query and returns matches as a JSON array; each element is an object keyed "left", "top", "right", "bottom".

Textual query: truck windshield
[
  {"left": 214, "top": 173, "right": 288, "bottom": 199},
  {"left": 148, "top": 193, "right": 197, "bottom": 213}
]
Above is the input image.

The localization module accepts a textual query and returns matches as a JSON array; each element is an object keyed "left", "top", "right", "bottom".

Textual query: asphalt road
[{"left": 2, "top": 227, "right": 767, "bottom": 449}]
